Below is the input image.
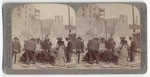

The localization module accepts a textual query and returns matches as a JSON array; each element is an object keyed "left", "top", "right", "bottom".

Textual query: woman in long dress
[
  {"left": 55, "top": 38, "right": 66, "bottom": 67},
  {"left": 119, "top": 40, "right": 129, "bottom": 66}
]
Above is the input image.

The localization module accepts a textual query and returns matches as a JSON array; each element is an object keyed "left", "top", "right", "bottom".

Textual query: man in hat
[
  {"left": 76, "top": 37, "right": 84, "bottom": 63},
  {"left": 129, "top": 37, "right": 137, "bottom": 62},
  {"left": 65, "top": 37, "right": 73, "bottom": 62},
  {"left": 24, "top": 38, "right": 36, "bottom": 65},
  {"left": 110, "top": 38, "right": 116, "bottom": 52},
  {"left": 88, "top": 38, "right": 99, "bottom": 64},
  {"left": 12, "top": 37, "right": 21, "bottom": 63},
  {"left": 120, "top": 37, "right": 126, "bottom": 43},
  {"left": 33, "top": 38, "right": 42, "bottom": 64},
  {"left": 43, "top": 38, "right": 52, "bottom": 52},
  {"left": 98, "top": 38, "right": 106, "bottom": 60}
]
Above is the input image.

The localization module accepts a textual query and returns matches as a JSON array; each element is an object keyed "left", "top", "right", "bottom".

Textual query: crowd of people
[
  {"left": 12, "top": 35, "right": 138, "bottom": 67},
  {"left": 84, "top": 36, "right": 137, "bottom": 66}
]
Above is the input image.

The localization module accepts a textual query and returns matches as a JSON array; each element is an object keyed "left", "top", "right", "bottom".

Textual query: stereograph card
[{"left": 2, "top": 2, "right": 147, "bottom": 74}]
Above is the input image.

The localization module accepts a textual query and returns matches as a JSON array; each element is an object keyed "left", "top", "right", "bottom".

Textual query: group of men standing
[
  {"left": 12, "top": 35, "right": 137, "bottom": 66},
  {"left": 12, "top": 37, "right": 53, "bottom": 65},
  {"left": 85, "top": 36, "right": 137, "bottom": 65},
  {"left": 11, "top": 36, "right": 84, "bottom": 65}
]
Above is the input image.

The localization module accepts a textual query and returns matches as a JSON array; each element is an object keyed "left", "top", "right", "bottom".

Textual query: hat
[
  {"left": 94, "top": 37, "right": 98, "bottom": 41},
  {"left": 58, "top": 40, "right": 64, "bottom": 44},
  {"left": 129, "top": 37, "right": 133, "bottom": 40},
  {"left": 77, "top": 37, "right": 82, "bottom": 40},
  {"left": 31, "top": 38, "right": 35, "bottom": 41},
  {"left": 57, "top": 41, "right": 64, "bottom": 46},
  {"left": 56, "top": 37, "right": 63, "bottom": 41},
  {"left": 120, "top": 36, "right": 126, "bottom": 40},
  {"left": 14, "top": 37, "right": 18, "bottom": 40},
  {"left": 65, "top": 37, "right": 70, "bottom": 41}
]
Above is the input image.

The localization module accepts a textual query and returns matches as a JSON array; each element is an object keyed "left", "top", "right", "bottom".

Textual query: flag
[
  {"left": 105, "top": 18, "right": 118, "bottom": 34},
  {"left": 41, "top": 19, "right": 53, "bottom": 34},
  {"left": 42, "top": 27, "right": 50, "bottom": 34}
]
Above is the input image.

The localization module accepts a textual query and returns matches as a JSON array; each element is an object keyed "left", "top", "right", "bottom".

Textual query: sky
[
  {"left": 96, "top": 4, "right": 140, "bottom": 25},
  {"left": 30, "top": 4, "right": 76, "bottom": 26},
  {"left": 30, "top": 4, "right": 140, "bottom": 25},
  {"left": 12, "top": 3, "right": 141, "bottom": 45}
]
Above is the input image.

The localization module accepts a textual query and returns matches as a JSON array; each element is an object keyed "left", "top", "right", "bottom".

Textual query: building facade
[
  {"left": 76, "top": 4, "right": 105, "bottom": 40},
  {"left": 115, "top": 14, "right": 133, "bottom": 37},
  {"left": 12, "top": 4, "right": 40, "bottom": 45},
  {"left": 51, "top": 15, "right": 68, "bottom": 37},
  {"left": 77, "top": 4, "right": 105, "bottom": 20}
]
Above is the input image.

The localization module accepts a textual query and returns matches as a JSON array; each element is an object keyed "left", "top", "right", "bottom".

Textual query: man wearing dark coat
[
  {"left": 76, "top": 37, "right": 84, "bottom": 63},
  {"left": 110, "top": 38, "right": 116, "bottom": 52},
  {"left": 24, "top": 38, "right": 36, "bottom": 65},
  {"left": 65, "top": 37, "right": 73, "bottom": 62},
  {"left": 105, "top": 38, "right": 116, "bottom": 52},
  {"left": 88, "top": 38, "right": 99, "bottom": 64},
  {"left": 42, "top": 38, "right": 52, "bottom": 52},
  {"left": 129, "top": 37, "right": 137, "bottom": 62},
  {"left": 12, "top": 37, "right": 21, "bottom": 63}
]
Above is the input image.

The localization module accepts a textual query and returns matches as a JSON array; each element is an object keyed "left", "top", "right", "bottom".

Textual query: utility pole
[
  {"left": 68, "top": 6, "right": 71, "bottom": 33},
  {"left": 41, "top": 21, "right": 43, "bottom": 41},
  {"left": 129, "top": 6, "right": 140, "bottom": 34},
  {"left": 105, "top": 19, "right": 107, "bottom": 40},
  {"left": 103, "top": 9, "right": 107, "bottom": 40},
  {"left": 36, "top": 9, "right": 43, "bottom": 41},
  {"left": 132, "top": 5, "right": 135, "bottom": 33},
  {"left": 27, "top": 14, "right": 29, "bottom": 40}
]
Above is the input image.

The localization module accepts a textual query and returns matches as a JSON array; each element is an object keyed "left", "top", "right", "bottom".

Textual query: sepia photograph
[{"left": 11, "top": 3, "right": 141, "bottom": 70}]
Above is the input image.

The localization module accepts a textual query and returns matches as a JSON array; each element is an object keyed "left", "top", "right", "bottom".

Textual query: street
[{"left": 12, "top": 51, "right": 141, "bottom": 70}]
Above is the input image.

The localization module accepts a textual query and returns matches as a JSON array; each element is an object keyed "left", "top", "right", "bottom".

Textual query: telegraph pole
[
  {"left": 35, "top": 9, "right": 43, "bottom": 41},
  {"left": 132, "top": 5, "right": 135, "bottom": 33},
  {"left": 27, "top": 15, "right": 29, "bottom": 40},
  {"left": 39, "top": 10, "right": 44, "bottom": 41},
  {"left": 103, "top": 9, "right": 107, "bottom": 40},
  {"left": 129, "top": 5, "right": 140, "bottom": 34},
  {"left": 105, "top": 20, "right": 107, "bottom": 40},
  {"left": 41, "top": 21, "right": 43, "bottom": 41},
  {"left": 68, "top": 6, "right": 71, "bottom": 33}
]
